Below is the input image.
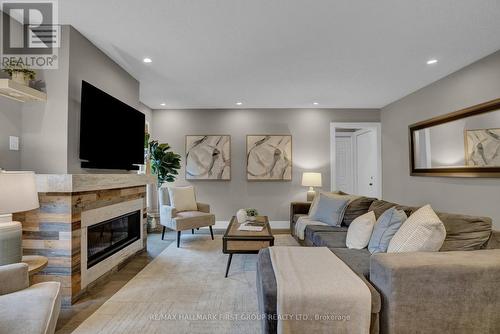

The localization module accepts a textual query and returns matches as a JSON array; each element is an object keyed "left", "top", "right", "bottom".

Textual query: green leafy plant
[
  {"left": 149, "top": 140, "right": 181, "bottom": 188},
  {"left": 245, "top": 208, "right": 259, "bottom": 217},
  {"left": 2, "top": 60, "right": 36, "bottom": 80}
]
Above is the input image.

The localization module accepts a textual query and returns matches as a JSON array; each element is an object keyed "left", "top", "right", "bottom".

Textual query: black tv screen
[{"left": 80, "top": 81, "right": 145, "bottom": 170}]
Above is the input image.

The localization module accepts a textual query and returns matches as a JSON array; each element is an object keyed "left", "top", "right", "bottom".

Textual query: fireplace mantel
[{"left": 36, "top": 173, "right": 156, "bottom": 193}]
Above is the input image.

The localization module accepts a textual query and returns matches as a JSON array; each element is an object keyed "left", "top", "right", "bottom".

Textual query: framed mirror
[{"left": 409, "top": 98, "right": 500, "bottom": 177}]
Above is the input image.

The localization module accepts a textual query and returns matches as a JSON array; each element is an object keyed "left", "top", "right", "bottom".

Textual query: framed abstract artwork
[
  {"left": 246, "top": 135, "right": 292, "bottom": 181},
  {"left": 185, "top": 135, "right": 231, "bottom": 180},
  {"left": 465, "top": 128, "right": 500, "bottom": 167}
]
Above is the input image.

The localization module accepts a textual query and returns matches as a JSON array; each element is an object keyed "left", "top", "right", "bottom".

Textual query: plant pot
[{"left": 11, "top": 72, "right": 29, "bottom": 86}]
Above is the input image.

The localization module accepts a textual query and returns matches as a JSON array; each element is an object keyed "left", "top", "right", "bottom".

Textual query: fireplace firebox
[{"left": 87, "top": 210, "right": 141, "bottom": 269}]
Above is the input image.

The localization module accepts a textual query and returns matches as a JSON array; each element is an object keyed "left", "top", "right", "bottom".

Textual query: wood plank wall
[{"left": 14, "top": 185, "right": 147, "bottom": 305}]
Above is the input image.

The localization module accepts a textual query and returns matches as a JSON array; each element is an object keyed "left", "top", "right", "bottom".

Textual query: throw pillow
[
  {"left": 368, "top": 207, "right": 407, "bottom": 254},
  {"left": 346, "top": 211, "right": 377, "bottom": 249},
  {"left": 308, "top": 190, "right": 344, "bottom": 216},
  {"left": 342, "top": 196, "right": 377, "bottom": 226},
  {"left": 387, "top": 205, "right": 446, "bottom": 253},
  {"left": 308, "top": 192, "right": 350, "bottom": 226},
  {"left": 167, "top": 186, "right": 198, "bottom": 212}
]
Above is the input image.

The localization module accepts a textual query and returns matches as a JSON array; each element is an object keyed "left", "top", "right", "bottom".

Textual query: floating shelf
[{"left": 0, "top": 79, "right": 47, "bottom": 102}]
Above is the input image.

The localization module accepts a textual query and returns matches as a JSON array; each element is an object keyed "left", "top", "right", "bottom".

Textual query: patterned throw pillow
[
  {"left": 388, "top": 205, "right": 446, "bottom": 253},
  {"left": 368, "top": 207, "right": 407, "bottom": 254}
]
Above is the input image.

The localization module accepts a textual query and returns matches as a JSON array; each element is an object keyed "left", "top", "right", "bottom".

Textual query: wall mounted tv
[{"left": 79, "top": 81, "right": 145, "bottom": 171}]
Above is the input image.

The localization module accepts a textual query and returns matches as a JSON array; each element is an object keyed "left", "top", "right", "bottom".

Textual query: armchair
[
  {"left": 0, "top": 263, "right": 61, "bottom": 334},
  {"left": 159, "top": 187, "right": 215, "bottom": 247}
]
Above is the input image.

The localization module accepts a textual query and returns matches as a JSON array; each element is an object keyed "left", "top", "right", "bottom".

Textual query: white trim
[
  {"left": 330, "top": 122, "right": 382, "bottom": 198},
  {"left": 81, "top": 198, "right": 144, "bottom": 289}
]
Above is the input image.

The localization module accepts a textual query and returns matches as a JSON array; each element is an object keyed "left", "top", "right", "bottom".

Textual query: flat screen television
[{"left": 79, "top": 81, "right": 145, "bottom": 170}]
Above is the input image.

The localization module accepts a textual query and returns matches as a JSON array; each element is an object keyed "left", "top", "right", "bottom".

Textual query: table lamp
[
  {"left": 0, "top": 171, "right": 39, "bottom": 265},
  {"left": 301, "top": 172, "right": 322, "bottom": 201}
]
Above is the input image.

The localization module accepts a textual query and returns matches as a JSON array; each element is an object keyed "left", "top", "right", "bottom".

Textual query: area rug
[{"left": 73, "top": 234, "right": 298, "bottom": 333}]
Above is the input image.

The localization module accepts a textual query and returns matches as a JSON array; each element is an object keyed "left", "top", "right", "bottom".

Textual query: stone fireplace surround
[{"left": 14, "top": 174, "right": 155, "bottom": 305}]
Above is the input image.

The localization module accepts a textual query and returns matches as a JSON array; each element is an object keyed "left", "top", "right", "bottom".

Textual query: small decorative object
[
  {"left": 149, "top": 140, "right": 181, "bottom": 188},
  {"left": 2, "top": 60, "right": 36, "bottom": 86},
  {"left": 236, "top": 209, "right": 247, "bottom": 223},
  {"left": 301, "top": 172, "right": 322, "bottom": 201},
  {"left": 245, "top": 208, "right": 259, "bottom": 222},
  {"left": 186, "top": 135, "right": 231, "bottom": 180},
  {"left": 465, "top": 128, "right": 500, "bottom": 167},
  {"left": 247, "top": 135, "right": 292, "bottom": 181}
]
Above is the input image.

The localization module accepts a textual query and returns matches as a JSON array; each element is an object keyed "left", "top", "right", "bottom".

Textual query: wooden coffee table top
[{"left": 224, "top": 216, "right": 273, "bottom": 239}]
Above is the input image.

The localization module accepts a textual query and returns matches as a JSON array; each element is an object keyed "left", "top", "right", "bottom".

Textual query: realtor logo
[{"left": 1, "top": 0, "right": 59, "bottom": 69}]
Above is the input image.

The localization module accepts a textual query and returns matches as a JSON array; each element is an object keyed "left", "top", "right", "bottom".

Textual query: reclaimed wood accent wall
[{"left": 14, "top": 185, "right": 147, "bottom": 305}]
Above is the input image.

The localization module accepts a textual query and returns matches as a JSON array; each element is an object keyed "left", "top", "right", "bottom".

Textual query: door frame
[{"left": 330, "top": 122, "right": 382, "bottom": 198}]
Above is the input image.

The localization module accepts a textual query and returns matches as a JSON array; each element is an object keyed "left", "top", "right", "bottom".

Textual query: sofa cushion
[
  {"left": 437, "top": 212, "right": 492, "bottom": 251},
  {"left": 368, "top": 200, "right": 416, "bottom": 219},
  {"left": 388, "top": 205, "right": 446, "bottom": 253},
  {"left": 329, "top": 247, "right": 371, "bottom": 278},
  {"left": 368, "top": 208, "right": 407, "bottom": 254},
  {"left": 342, "top": 196, "right": 377, "bottom": 226},
  {"left": 304, "top": 225, "right": 348, "bottom": 245},
  {"left": 168, "top": 186, "right": 198, "bottom": 212},
  {"left": 312, "top": 231, "right": 348, "bottom": 248}
]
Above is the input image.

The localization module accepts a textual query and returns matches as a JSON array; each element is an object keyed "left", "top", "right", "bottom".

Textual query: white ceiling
[{"left": 59, "top": 0, "right": 500, "bottom": 110}]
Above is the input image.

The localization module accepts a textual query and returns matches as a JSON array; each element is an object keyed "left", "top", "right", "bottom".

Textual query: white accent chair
[
  {"left": 0, "top": 263, "right": 61, "bottom": 334},
  {"left": 159, "top": 187, "right": 215, "bottom": 247}
]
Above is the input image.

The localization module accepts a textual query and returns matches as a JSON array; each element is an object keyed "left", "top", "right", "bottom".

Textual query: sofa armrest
[
  {"left": 0, "top": 263, "right": 29, "bottom": 295},
  {"left": 289, "top": 202, "right": 311, "bottom": 222},
  {"left": 370, "top": 250, "right": 500, "bottom": 334},
  {"left": 197, "top": 202, "right": 210, "bottom": 213},
  {"left": 485, "top": 230, "right": 500, "bottom": 249}
]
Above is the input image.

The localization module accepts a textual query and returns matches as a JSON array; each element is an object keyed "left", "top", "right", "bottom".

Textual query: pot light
[
  {"left": 236, "top": 102, "right": 242, "bottom": 105},
  {"left": 426, "top": 59, "right": 438, "bottom": 65},
  {"left": 143, "top": 57, "right": 152, "bottom": 63},
  {"left": 160, "top": 103, "right": 166, "bottom": 106},
  {"left": 313, "top": 102, "right": 319, "bottom": 105}
]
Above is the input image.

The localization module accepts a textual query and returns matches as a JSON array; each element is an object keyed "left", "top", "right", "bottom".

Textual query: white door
[
  {"left": 355, "top": 129, "right": 378, "bottom": 197},
  {"left": 335, "top": 135, "right": 354, "bottom": 194}
]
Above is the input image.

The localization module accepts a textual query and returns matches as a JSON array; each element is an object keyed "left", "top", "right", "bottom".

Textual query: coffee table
[{"left": 222, "top": 215, "right": 274, "bottom": 277}]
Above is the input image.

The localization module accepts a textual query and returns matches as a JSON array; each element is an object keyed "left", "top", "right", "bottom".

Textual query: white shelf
[{"left": 0, "top": 79, "right": 47, "bottom": 102}]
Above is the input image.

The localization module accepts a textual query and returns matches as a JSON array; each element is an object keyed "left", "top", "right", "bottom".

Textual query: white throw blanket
[
  {"left": 269, "top": 246, "right": 371, "bottom": 334},
  {"left": 294, "top": 216, "right": 327, "bottom": 240}
]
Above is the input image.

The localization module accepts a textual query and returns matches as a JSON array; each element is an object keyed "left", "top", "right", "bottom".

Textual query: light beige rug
[{"left": 73, "top": 234, "right": 298, "bottom": 334}]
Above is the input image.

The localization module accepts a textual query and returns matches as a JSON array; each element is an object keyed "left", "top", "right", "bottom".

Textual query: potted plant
[
  {"left": 245, "top": 208, "right": 259, "bottom": 222},
  {"left": 2, "top": 61, "right": 36, "bottom": 86},
  {"left": 149, "top": 140, "right": 181, "bottom": 189}
]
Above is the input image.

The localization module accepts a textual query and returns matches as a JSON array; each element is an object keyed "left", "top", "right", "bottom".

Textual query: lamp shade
[
  {"left": 301, "top": 172, "right": 322, "bottom": 187},
  {"left": 0, "top": 171, "right": 39, "bottom": 214}
]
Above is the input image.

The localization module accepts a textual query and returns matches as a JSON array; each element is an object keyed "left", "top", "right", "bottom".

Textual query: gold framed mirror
[{"left": 409, "top": 98, "right": 500, "bottom": 177}]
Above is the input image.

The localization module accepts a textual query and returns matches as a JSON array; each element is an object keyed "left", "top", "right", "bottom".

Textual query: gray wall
[
  {"left": 67, "top": 26, "right": 152, "bottom": 174},
  {"left": 152, "top": 108, "right": 379, "bottom": 222},
  {"left": 0, "top": 97, "right": 23, "bottom": 170},
  {"left": 382, "top": 49, "right": 500, "bottom": 229},
  {"left": 0, "top": 25, "right": 151, "bottom": 174}
]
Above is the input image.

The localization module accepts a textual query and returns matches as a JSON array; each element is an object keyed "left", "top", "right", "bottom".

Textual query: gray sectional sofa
[{"left": 257, "top": 197, "right": 500, "bottom": 334}]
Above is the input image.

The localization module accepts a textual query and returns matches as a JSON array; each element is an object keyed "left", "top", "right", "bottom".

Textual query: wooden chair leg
[
  {"left": 209, "top": 225, "right": 214, "bottom": 240},
  {"left": 192, "top": 229, "right": 194, "bottom": 234},
  {"left": 177, "top": 231, "right": 181, "bottom": 248},
  {"left": 161, "top": 226, "right": 166, "bottom": 240}
]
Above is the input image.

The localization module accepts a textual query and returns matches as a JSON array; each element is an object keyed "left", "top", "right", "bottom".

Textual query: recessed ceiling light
[
  {"left": 143, "top": 57, "right": 152, "bottom": 63},
  {"left": 160, "top": 103, "right": 166, "bottom": 106},
  {"left": 236, "top": 102, "right": 242, "bottom": 105},
  {"left": 426, "top": 59, "right": 438, "bottom": 65},
  {"left": 313, "top": 102, "right": 319, "bottom": 105}
]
